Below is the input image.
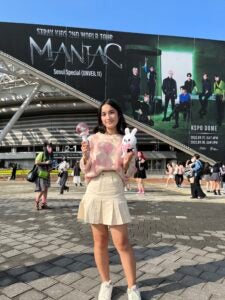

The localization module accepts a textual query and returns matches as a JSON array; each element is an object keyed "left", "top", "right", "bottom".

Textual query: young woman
[
  {"left": 34, "top": 141, "right": 53, "bottom": 210},
  {"left": 202, "top": 162, "right": 212, "bottom": 193},
  {"left": 211, "top": 162, "right": 221, "bottom": 195},
  {"left": 165, "top": 162, "right": 174, "bottom": 187},
  {"left": 77, "top": 99, "right": 141, "bottom": 300},
  {"left": 174, "top": 161, "right": 185, "bottom": 188},
  {"left": 135, "top": 151, "right": 147, "bottom": 194}
]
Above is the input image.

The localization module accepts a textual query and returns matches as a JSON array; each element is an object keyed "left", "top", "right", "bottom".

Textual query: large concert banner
[{"left": 0, "top": 22, "right": 224, "bottom": 161}]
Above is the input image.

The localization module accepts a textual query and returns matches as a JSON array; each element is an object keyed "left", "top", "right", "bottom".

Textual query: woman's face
[
  {"left": 101, "top": 104, "right": 119, "bottom": 132},
  {"left": 137, "top": 151, "right": 142, "bottom": 158}
]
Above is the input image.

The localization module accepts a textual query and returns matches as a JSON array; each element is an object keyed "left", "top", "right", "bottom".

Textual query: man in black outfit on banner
[
  {"left": 136, "top": 93, "right": 154, "bottom": 126},
  {"left": 198, "top": 73, "right": 212, "bottom": 118},
  {"left": 128, "top": 67, "right": 140, "bottom": 117},
  {"left": 162, "top": 70, "right": 177, "bottom": 121}
]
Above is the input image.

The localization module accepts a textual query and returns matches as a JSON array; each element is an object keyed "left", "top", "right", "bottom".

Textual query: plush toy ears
[
  {"left": 125, "top": 128, "right": 130, "bottom": 135},
  {"left": 131, "top": 128, "right": 137, "bottom": 136}
]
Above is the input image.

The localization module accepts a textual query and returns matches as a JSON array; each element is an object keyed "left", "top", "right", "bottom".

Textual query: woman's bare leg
[
  {"left": 110, "top": 224, "right": 136, "bottom": 288},
  {"left": 91, "top": 224, "right": 110, "bottom": 282},
  {"left": 35, "top": 191, "right": 43, "bottom": 203}
]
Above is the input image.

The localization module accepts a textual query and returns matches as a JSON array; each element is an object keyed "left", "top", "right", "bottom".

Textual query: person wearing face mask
[{"left": 34, "top": 141, "right": 53, "bottom": 210}]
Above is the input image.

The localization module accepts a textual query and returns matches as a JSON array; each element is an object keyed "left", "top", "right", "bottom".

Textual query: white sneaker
[
  {"left": 98, "top": 281, "right": 113, "bottom": 300},
  {"left": 127, "top": 285, "right": 142, "bottom": 300}
]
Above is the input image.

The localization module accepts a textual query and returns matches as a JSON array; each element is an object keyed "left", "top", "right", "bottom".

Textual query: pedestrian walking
[
  {"left": 73, "top": 161, "right": 82, "bottom": 186},
  {"left": 165, "top": 162, "right": 174, "bottom": 187},
  {"left": 58, "top": 157, "right": 70, "bottom": 194},
  {"left": 10, "top": 163, "right": 17, "bottom": 180},
  {"left": 190, "top": 154, "right": 206, "bottom": 199},
  {"left": 174, "top": 161, "right": 185, "bottom": 187},
  {"left": 211, "top": 162, "right": 222, "bottom": 195}
]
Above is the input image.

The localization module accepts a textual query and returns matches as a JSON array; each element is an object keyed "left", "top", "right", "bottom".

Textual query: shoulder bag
[{"left": 27, "top": 165, "right": 38, "bottom": 182}]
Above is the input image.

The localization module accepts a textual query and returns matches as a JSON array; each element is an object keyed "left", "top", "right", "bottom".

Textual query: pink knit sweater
[{"left": 80, "top": 132, "right": 136, "bottom": 184}]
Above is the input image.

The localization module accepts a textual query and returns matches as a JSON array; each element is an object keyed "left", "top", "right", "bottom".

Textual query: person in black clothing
[
  {"left": 198, "top": 73, "right": 212, "bottom": 118},
  {"left": 143, "top": 58, "right": 157, "bottom": 103},
  {"left": 202, "top": 162, "right": 212, "bottom": 193},
  {"left": 73, "top": 161, "right": 82, "bottom": 186},
  {"left": 220, "top": 163, "right": 225, "bottom": 194},
  {"left": 210, "top": 162, "right": 221, "bottom": 195},
  {"left": 147, "top": 66, "right": 157, "bottom": 103},
  {"left": 165, "top": 86, "right": 191, "bottom": 129},
  {"left": 10, "top": 163, "right": 17, "bottom": 180},
  {"left": 162, "top": 70, "right": 177, "bottom": 121},
  {"left": 135, "top": 151, "right": 148, "bottom": 194},
  {"left": 190, "top": 154, "right": 206, "bottom": 199},
  {"left": 184, "top": 73, "right": 197, "bottom": 94},
  {"left": 128, "top": 67, "right": 140, "bottom": 117},
  {"left": 136, "top": 93, "right": 154, "bottom": 126}
]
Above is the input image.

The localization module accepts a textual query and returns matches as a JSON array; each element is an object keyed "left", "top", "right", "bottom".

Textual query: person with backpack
[{"left": 190, "top": 154, "right": 206, "bottom": 199}]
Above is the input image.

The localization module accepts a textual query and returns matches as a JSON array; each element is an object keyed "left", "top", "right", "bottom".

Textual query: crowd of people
[{"left": 165, "top": 155, "right": 225, "bottom": 198}]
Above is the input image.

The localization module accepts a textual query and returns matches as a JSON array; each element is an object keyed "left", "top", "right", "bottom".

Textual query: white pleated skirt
[{"left": 77, "top": 171, "right": 131, "bottom": 225}]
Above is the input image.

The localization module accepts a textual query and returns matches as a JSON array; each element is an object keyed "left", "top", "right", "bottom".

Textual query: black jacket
[
  {"left": 128, "top": 74, "right": 140, "bottom": 94},
  {"left": 184, "top": 79, "right": 196, "bottom": 93},
  {"left": 202, "top": 79, "right": 212, "bottom": 94},
  {"left": 162, "top": 77, "right": 177, "bottom": 97}
]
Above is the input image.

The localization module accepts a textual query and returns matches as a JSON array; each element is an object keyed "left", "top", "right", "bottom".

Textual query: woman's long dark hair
[
  {"left": 43, "top": 141, "right": 53, "bottom": 161},
  {"left": 93, "top": 99, "right": 127, "bottom": 135}
]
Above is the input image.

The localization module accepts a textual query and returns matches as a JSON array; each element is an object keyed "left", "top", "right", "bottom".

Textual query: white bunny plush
[{"left": 121, "top": 128, "right": 137, "bottom": 158}]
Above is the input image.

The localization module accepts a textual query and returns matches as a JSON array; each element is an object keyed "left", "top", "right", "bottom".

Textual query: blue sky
[{"left": 0, "top": 0, "right": 225, "bottom": 41}]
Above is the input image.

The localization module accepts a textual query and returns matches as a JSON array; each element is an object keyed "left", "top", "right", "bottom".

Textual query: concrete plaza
[{"left": 0, "top": 179, "right": 225, "bottom": 300}]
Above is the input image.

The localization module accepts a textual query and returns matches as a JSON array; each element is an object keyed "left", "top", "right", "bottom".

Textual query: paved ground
[{"left": 0, "top": 179, "right": 225, "bottom": 300}]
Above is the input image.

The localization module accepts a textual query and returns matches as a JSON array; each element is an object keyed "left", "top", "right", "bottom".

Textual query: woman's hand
[{"left": 123, "top": 151, "right": 134, "bottom": 173}]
